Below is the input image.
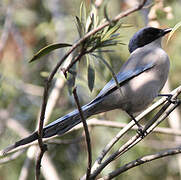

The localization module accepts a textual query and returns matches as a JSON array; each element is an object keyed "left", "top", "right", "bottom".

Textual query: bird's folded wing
[{"left": 92, "top": 62, "right": 155, "bottom": 102}]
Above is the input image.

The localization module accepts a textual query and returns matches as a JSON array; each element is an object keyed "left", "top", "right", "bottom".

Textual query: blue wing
[{"left": 90, "top": 62, "right": 155, "bottom": 104}]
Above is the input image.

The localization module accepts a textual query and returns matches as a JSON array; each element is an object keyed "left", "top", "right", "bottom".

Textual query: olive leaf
[
  {"left": 87, "top": 56, "right": 95, "bottom": 92},
  {"left": 167, "top": 22, "right": 181, "bottom": 44},
  {"left": 91, "top": 53, "right": 121, "bottom": 92},
  {"left": 67, "top": 67, "right": 77, "bottom": 95},
  {"left": 29, "top": 43, "right": 72, "bottom": 62},
  {"left": 75, "top": 16, "right": 84, "bottom": 38},
  {"left": 80, "top": 0, "right": 87, "bottom": 25}
]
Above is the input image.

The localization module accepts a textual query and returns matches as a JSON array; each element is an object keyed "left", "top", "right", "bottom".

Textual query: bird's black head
[{"left": 128, "top": 27, "right": 172, "bottom": 53}]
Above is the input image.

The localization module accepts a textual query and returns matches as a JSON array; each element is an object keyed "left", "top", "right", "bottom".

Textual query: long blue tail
[
  {"left": 43, "top": 103, "right": 94, "bottom": 138},
  {"left": 2, "top": 102, "right": 95, "bottom": 154}
]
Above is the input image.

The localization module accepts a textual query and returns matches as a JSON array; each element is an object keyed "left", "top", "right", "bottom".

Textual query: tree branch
[
  {"left": 73, "top": 88, "right": 92, "bottom": 180},
  {"left": 100, "top": 146, "right": 181, "bottom": 180}
]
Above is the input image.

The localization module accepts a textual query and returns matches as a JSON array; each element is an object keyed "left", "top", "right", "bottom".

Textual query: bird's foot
[
  {"left": 131, "top": 118, "right": 147, "bottom": 137},
  {"left": 137, "top": 125, "right": 147, "bottom": 138},
  {"left": 158, "top": 94, "right": 179, "bottom": 104},
  {"left": 127, "top": 112, "right": 147, "bottom": 138}
]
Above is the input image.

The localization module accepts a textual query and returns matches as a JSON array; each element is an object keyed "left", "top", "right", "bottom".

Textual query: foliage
[{"left": 30, "top": 1, "right": 126, "bottom": 93}]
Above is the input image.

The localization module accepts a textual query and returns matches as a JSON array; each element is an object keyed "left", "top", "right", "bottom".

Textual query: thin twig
[
  {"left": 48, "top": 136, "right": 84, "bottom": 145},
  {"left": 73, "top": 88, "right": 92, "bottom": 180},
  {"left": 81, "top": 119, "right": 181, "bottom": 136},
  {"left": 162, "top": 81, "right": 181, "bottom": 178},
  {"left": 100, "top": 146, "right": 181, "bottom": 180},
  {"left": 35, "top": 144, "right": 47, "bottom": 180}
]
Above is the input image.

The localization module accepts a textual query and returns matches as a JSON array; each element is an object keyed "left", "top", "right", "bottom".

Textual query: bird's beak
[{"left": 163, "top": 28, "right": 172, "bottom": 35}]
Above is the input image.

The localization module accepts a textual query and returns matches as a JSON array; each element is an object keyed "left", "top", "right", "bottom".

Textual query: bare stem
[{"left": 73, "top": 88, "right": 92, "bottom": 180}]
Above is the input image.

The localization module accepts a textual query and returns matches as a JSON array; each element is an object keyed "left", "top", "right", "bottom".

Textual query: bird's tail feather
[
  {"left": 1, "top": 103, "right": 94, "bottom": 155},
  {"left": 43, "top": 103, "right": 93, "bottom": 138},
  {"left": 1, "top": 131, "right": 39, "bottom": 155}
]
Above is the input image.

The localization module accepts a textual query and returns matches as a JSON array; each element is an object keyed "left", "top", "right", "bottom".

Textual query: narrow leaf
[
  {"left": 103, "top": 4, "right": 117, "bottom": 28},
  {"left": 87, "top": 14, "right": 94, "bottom": 33},
  {"left": 100, "top": 40, "right": 125, "bottom": 47},
  {"left": 102, "top": 24, "right": 121, "bottom": 41},
  {"left": 75, "top": 16, "right": 83, "bottom": 38},
  {"left": 80, "top": 1, "right": 87, "bottom": 25},
  {"left": 104, "top": 5, "right": 110, "bottom": 23},
  {"left": 91, "top": 53, "right": 121, "bottom": 94},
  {"left": 110, "top": 33, "right": 122, "bottom": 40},
  {"left": 167, "top": 22, "right": 181, "bottom": 44},
  {"left": 30, "top": 43, "right": 72, "bottom": 62},
  {"left": 67, "top": 74, "right": 75, "bottom": 95},
  {"left": 67, "top": 67, "right": 77, "bottom": 95},
  {"left": 88, "top": 63, "right": 95, "bottom": 92}
]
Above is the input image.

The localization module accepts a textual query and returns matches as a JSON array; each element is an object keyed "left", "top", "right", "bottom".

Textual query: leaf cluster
[
  {"left": 29, "top": 1, "right": 127, "bottom": 92},
  {"left": 75, "top": 2, "right": 125, "bottom": 54}
]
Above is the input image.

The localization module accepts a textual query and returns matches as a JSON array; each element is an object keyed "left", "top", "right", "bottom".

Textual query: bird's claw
[
  {"left": 158, "top": 94, "right": 179, "bottom": 104},
  {"left": 167, "top": 96, "right": 180, "bottom": 104},
  {"left": 137, "top": 126, "right": 147, "bottom": 138}
]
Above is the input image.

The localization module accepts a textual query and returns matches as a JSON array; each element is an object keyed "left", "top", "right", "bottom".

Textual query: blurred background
[{"left": 0, "top": 0, "right": 181, "bottom": 179}]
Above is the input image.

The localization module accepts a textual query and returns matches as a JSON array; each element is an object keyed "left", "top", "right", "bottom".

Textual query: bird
[{"left": 3, "top": 26, "right": 172, "bottom": 153}]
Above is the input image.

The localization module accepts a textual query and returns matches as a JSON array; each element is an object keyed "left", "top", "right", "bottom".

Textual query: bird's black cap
[{"left": 128, "top": 27, "right": 172, "bottom": 53}]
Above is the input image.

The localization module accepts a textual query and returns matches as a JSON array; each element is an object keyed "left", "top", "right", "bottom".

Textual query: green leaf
[
  {"left": 91, "top": 4, "right": 99, "bottom": 28},
  {"left": 100, "top": 40, "right": 125, "bottom": 48},
  {"left": 87, "top": 62, "right": 95, "bottom": 92},
  {"left": 94, "top": 50, "right": 115, "bottom": 53},
  {"left": 102, "top": 24, "right": 121, "bottom": 41},
  {"left": 75, "top": 16, "right": 84, "bottom": 38},
  {"left": 87, "top": 14, "right": 94, "bottom": 33},
  {"left": 167, "top": 22, "right": 181, "bottom": 44},
  {"left": 29, "top": 43, "right": 72, "bottom": 62},
  {"left": 91, "top": 53, "right": 121, "bottom": 93},
  {"left": 80, "top": 0, "right": 87, "bottom": 25},
  {"left": 67, "top": 70, "right": 77, "bottom": 95},
  {"left": 104, "top": 4, "right": 111, "bottom": 24},
  {"left": 109, "top": 33, "right": 122, "bottom": 40}
]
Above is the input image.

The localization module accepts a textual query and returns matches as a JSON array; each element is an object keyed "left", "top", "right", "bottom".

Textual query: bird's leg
[
  {"left": 158, "top": 93, "right": 172, "bottom": 98},
  {"left": 158, "top": 94, "right": 179, "bottom": 104},
  {"left": 127, "top": 112, "right": 145, "bottom": 137}
]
